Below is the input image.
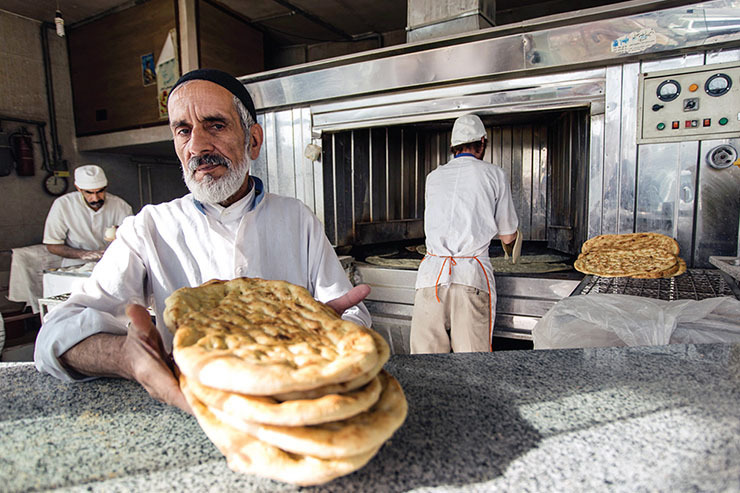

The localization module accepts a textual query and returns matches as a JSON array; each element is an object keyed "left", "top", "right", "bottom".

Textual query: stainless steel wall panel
[
  {"left": 251, "top": 114, "right": 268, "bottom": 186},
  {"left": 602, "top": 65, "right": 623, "bottom": 235},
  {"left": 639, "top": 54, "right": 705, "bottom": 72},
  {"left": 532, "top": 124, "right": 548, "bottom": 240},
  {"left": 694, "top": 138, "right": 740, "bottom": 267},
  {"left": 587, "top": 113, "right": 605, "bottom": 239},
  {"left": 291, "top": 108, "right": 308, "bottom": 209},
  {"left": 244, "top": 1, "right": 740, "bottom": 111},
  {"left": 262, "top": 112, "right": 279, "bottom": 194},
  {"left": 618, "top": 62, "right": 640, "bottom": 234},
  {"left": 311, "top": 79, "right": 604, "bottom": 131},
  {"left": 706, "top": 47, "right": 740, "bottom": 64},
  {"left": 521, "top": 125, "right": 533, "bottom": 240},
  {"left": 274, "top": 110, "right": 297, "bottom": 199}
]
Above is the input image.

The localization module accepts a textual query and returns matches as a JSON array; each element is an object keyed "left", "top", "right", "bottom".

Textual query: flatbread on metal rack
[
  {"left": 581, "top": 232, "right": 680, "bottom": 255},
  {"left": 574, "top": 248, "right": 679, "bottom": 278},
  {"left": 575, "top": 232, "right": 686, "bottom": 279},
  {"left": 165, "top": 277, "right": 379, "bottom": 395}
]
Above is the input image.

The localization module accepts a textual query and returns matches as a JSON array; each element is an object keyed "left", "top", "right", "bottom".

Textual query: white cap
[
  {"left": 451, "top": 114, "right": 486, "bottom": 146},
  {"left": 74, "top": 165, "right": 107, "bottom": 190}
]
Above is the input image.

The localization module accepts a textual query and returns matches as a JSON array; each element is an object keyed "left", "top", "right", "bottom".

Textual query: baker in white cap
[
  {"left": 410, "top": 114, "right": 521, "bottom": 354},
  {"left": 43, "top": 164, "right": 133, "bottom": 266}
]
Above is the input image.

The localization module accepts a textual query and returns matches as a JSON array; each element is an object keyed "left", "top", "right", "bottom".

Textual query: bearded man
[{"left": 34, "top": 69, "right": 371, "bottom": 413}]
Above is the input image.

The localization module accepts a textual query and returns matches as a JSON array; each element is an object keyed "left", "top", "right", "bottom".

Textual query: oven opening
[
  {"left": 322, "top": 108, "right": 591, "bottom": 256},
  {"left": 322, "top": 108, "right": 591, "bottom": 352}
]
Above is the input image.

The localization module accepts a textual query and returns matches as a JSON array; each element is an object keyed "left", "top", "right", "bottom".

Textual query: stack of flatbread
[
  {"left": 163, "top": 277, "right": 406, "bottom": 486},
  {"left": 574, "top": 232, "right": 687, "bottom": 278}
]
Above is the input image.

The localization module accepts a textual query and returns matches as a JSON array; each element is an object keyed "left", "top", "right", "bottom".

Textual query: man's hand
[
  {"left": 46, "top": 243, "right": 105, "bottom": 261},
  {"left": 79, "top": 249, "right": 105, "bottom": 261},
  {"left": 123, "top": 304, "right": 192, "bottom": 414},
  {"left": 326, "top": 284, "right": 371, "bottom": 316}
]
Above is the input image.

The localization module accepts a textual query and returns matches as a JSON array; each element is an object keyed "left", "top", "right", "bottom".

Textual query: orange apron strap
[{"left": 425, "top": 252, "right": 494, "bottom": 352}]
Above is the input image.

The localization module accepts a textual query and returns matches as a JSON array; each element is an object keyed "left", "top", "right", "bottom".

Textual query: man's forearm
[
  {"left": 46, "top": 243, "right": 104, "bottom": 260},
  {"left": 60, "top": 333, "right": 132, "bottom": 380}
]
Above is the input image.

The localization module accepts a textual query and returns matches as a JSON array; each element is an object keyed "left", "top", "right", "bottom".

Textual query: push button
[
  {"left": 703, "top": 118, "right": 711, "bottom": 127},
  {"left": 719, "top": 117, "right": 729, "bottom": 126},
  {"left": 672, "top": 121, "right": 680, "bottom": 129},
  {"left": 656, "top": 122, "right": 666, "bottom": 130}
]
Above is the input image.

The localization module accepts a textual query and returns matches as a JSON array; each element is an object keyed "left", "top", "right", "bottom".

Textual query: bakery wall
[{"left": 0, "top": 10, "right": 186, "bottom": 312}]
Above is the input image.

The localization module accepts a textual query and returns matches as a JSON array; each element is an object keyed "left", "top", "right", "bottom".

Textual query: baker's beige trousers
[{"left": 410, "top": 283, "right": 494, "bottom": 353}]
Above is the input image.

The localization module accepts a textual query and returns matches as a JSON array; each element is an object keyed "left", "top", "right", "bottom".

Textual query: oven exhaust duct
[{"left": 406, "top": 0, "right": 495, "bottom": 42}]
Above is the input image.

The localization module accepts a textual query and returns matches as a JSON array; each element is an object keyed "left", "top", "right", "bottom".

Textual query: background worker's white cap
[
  {"left": 74, "top": 165, "right": 108, "bottom": 190},
  {"left": 451, "top": 114, "right": 486, "bottom": 146}
]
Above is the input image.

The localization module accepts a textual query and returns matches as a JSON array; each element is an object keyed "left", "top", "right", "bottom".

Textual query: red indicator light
[
  {"left": 703, "top": 119, "right": 711, "bottom": 127},
  {"left": 672, "top": 121, "right": 680, "bottom": 129}
]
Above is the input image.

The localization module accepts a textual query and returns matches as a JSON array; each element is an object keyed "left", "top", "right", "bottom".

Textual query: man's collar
[{"left": 192, "top": 176, "right": 264, "bottom": 215}]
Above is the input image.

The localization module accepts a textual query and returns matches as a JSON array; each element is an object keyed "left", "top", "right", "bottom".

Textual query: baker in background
[
  {"left": 410, "top": 114, "right": 521, "bottom": 354},
  {"left": 35, "top": 69, "right": 370, "bottom": 413},
  {"left": 43, "top": 164, "right": 133, "bottom": 266}
]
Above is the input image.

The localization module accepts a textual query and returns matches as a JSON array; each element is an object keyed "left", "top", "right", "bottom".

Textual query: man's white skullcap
[
  {"left": 74, "top": 165, "right": 108, "bottom": 190},
  {"left": 451, "top": 114, "right": 486, "bottom": 146}
]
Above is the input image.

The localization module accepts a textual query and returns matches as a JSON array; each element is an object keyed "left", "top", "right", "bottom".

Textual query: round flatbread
[
  {"left": 271, "top": 328, "right": 390, "bottom": 401},
  {"left": 187, "top": 373, "right": 383, "bottom": 427},
  {"left": 181, "top": 377, "right": 380, "bottom": 486},
  {"left": 212, "top": 370, "right": 408, "bottom": 459},
  {"left": 166, "top": 278, "right": 379, "bottom": 395},
  {"left": 581, "top": 232, "right": 680, "bottom": 255},
  {"left": 574, "top": 248, "right": 678, "bottom": 278}
]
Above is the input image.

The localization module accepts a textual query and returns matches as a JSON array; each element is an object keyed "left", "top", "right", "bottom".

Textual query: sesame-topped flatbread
[
  {"left": 574, "top": 248, "right": 678, "bottom": 278},
  {"left": 581, "top": 232, "right": 679, "bottom": 255},
  {"left": 165, "top": 278, "right": 379, "bottom": 396}
]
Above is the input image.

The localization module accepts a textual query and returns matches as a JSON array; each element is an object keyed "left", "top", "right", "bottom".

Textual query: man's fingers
[{"left": 326, "top": 284, "right": 371, "bottom": 315}]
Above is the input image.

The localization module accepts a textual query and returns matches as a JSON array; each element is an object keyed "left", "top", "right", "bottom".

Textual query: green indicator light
[
  {"left": 719, "top": 117, "right": 729, "bottom": 126},
  {"left": 657, "top": 122, "right": 666, "bottom": 130}
]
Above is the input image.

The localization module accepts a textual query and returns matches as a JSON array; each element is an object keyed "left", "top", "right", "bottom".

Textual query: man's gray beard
[{"left": 183, "top": 155, "right": 250, "bottom": 204}]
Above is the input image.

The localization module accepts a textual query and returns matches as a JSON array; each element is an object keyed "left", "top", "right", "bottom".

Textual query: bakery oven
[
  {"left": 320, "top": 109, "right": 591, "bottom": 352},
  {"left": 243, "top": 1, "right": 740, "bottom": 352}
]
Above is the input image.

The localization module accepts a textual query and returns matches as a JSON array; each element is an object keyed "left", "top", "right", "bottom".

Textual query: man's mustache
[
  {"left": 89, "top": 199, "right": 104, "bottom": 207},
  {"left": 188, "top": 153, "right": 231, "bottom": 173}
]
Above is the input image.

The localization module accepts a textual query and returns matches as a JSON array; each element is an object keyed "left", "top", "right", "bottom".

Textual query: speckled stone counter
[{"left": 2, "top": 344, "right": 740, "bottom": 492}]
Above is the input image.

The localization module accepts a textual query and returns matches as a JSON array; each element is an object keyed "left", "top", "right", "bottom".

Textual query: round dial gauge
[
  {"left": 705, "top": 73, "right": 732, "bottom": 97},
  {"left": 43, "top": 172, "right": 68, "bottom": 196},
  {"left": 656, "top": 79, "right": 681, "bottom": 101}
]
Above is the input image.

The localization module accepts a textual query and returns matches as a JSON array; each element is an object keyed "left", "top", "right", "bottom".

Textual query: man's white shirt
[
  {"left": 416, "top": 155, "right": 519, "bottom": 292},
  {"left": 35, "top": 180, "right": 370, "bottom": 381},
  {"left": 43, "top": 191, "right": 133, "bottom": 266}
]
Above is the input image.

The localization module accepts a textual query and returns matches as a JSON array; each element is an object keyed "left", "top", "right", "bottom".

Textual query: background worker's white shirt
[
  {"left": 34, "top": 182, "right": 371, "bottom": 381},
  {"left": 416, "top": 155, "right": 519, "bottom": 292},
  {"left": 43, "top": 191, "right": 134, "bottom": 266}
]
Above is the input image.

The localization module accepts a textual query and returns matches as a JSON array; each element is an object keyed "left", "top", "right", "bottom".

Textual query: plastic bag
[{"left": 532, "top": 294, "right": 740, "bottom": 349}]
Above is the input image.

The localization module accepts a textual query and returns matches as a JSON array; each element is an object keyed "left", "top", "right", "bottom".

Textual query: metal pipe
[{"left": 40, "top": 23, "right": 62, "bottom": 169}]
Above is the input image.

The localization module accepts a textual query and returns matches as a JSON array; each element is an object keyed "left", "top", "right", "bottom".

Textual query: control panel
[{"left": 637, "top": 61, "right": 740, "bottom": 144}]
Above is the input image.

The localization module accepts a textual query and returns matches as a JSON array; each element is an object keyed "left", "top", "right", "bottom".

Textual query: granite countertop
[{"left": 2, "top": 344, "right": 740, "bottom": 492}]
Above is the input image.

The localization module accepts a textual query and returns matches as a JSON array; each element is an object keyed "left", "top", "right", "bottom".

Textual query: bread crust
[{"left": 166, "top": 278, "right": 378, "bottom": 395}]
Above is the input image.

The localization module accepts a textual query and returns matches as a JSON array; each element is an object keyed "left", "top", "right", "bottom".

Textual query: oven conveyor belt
[{"left": 572, "top": 269, "right": 740, "bottom": 301}]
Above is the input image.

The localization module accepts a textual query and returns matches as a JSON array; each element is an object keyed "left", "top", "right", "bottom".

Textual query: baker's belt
[{"left": 422, "top": 252, "right": 493, "bottom": 351}]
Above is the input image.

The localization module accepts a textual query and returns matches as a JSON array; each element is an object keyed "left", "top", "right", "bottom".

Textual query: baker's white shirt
[
  {"left": 43, "top": 191, "right": 134, "bottom": 267},
  {"left": 35, "top": 178, "right": 371, "bottom": 381},
  {"left": 416, "top": 155, "right": 519, "bottom": 292}
]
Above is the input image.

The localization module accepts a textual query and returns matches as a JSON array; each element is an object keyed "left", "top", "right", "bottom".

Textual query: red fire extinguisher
[{"left": 10, "top": 128, "right": 35, "bottom": 176}]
